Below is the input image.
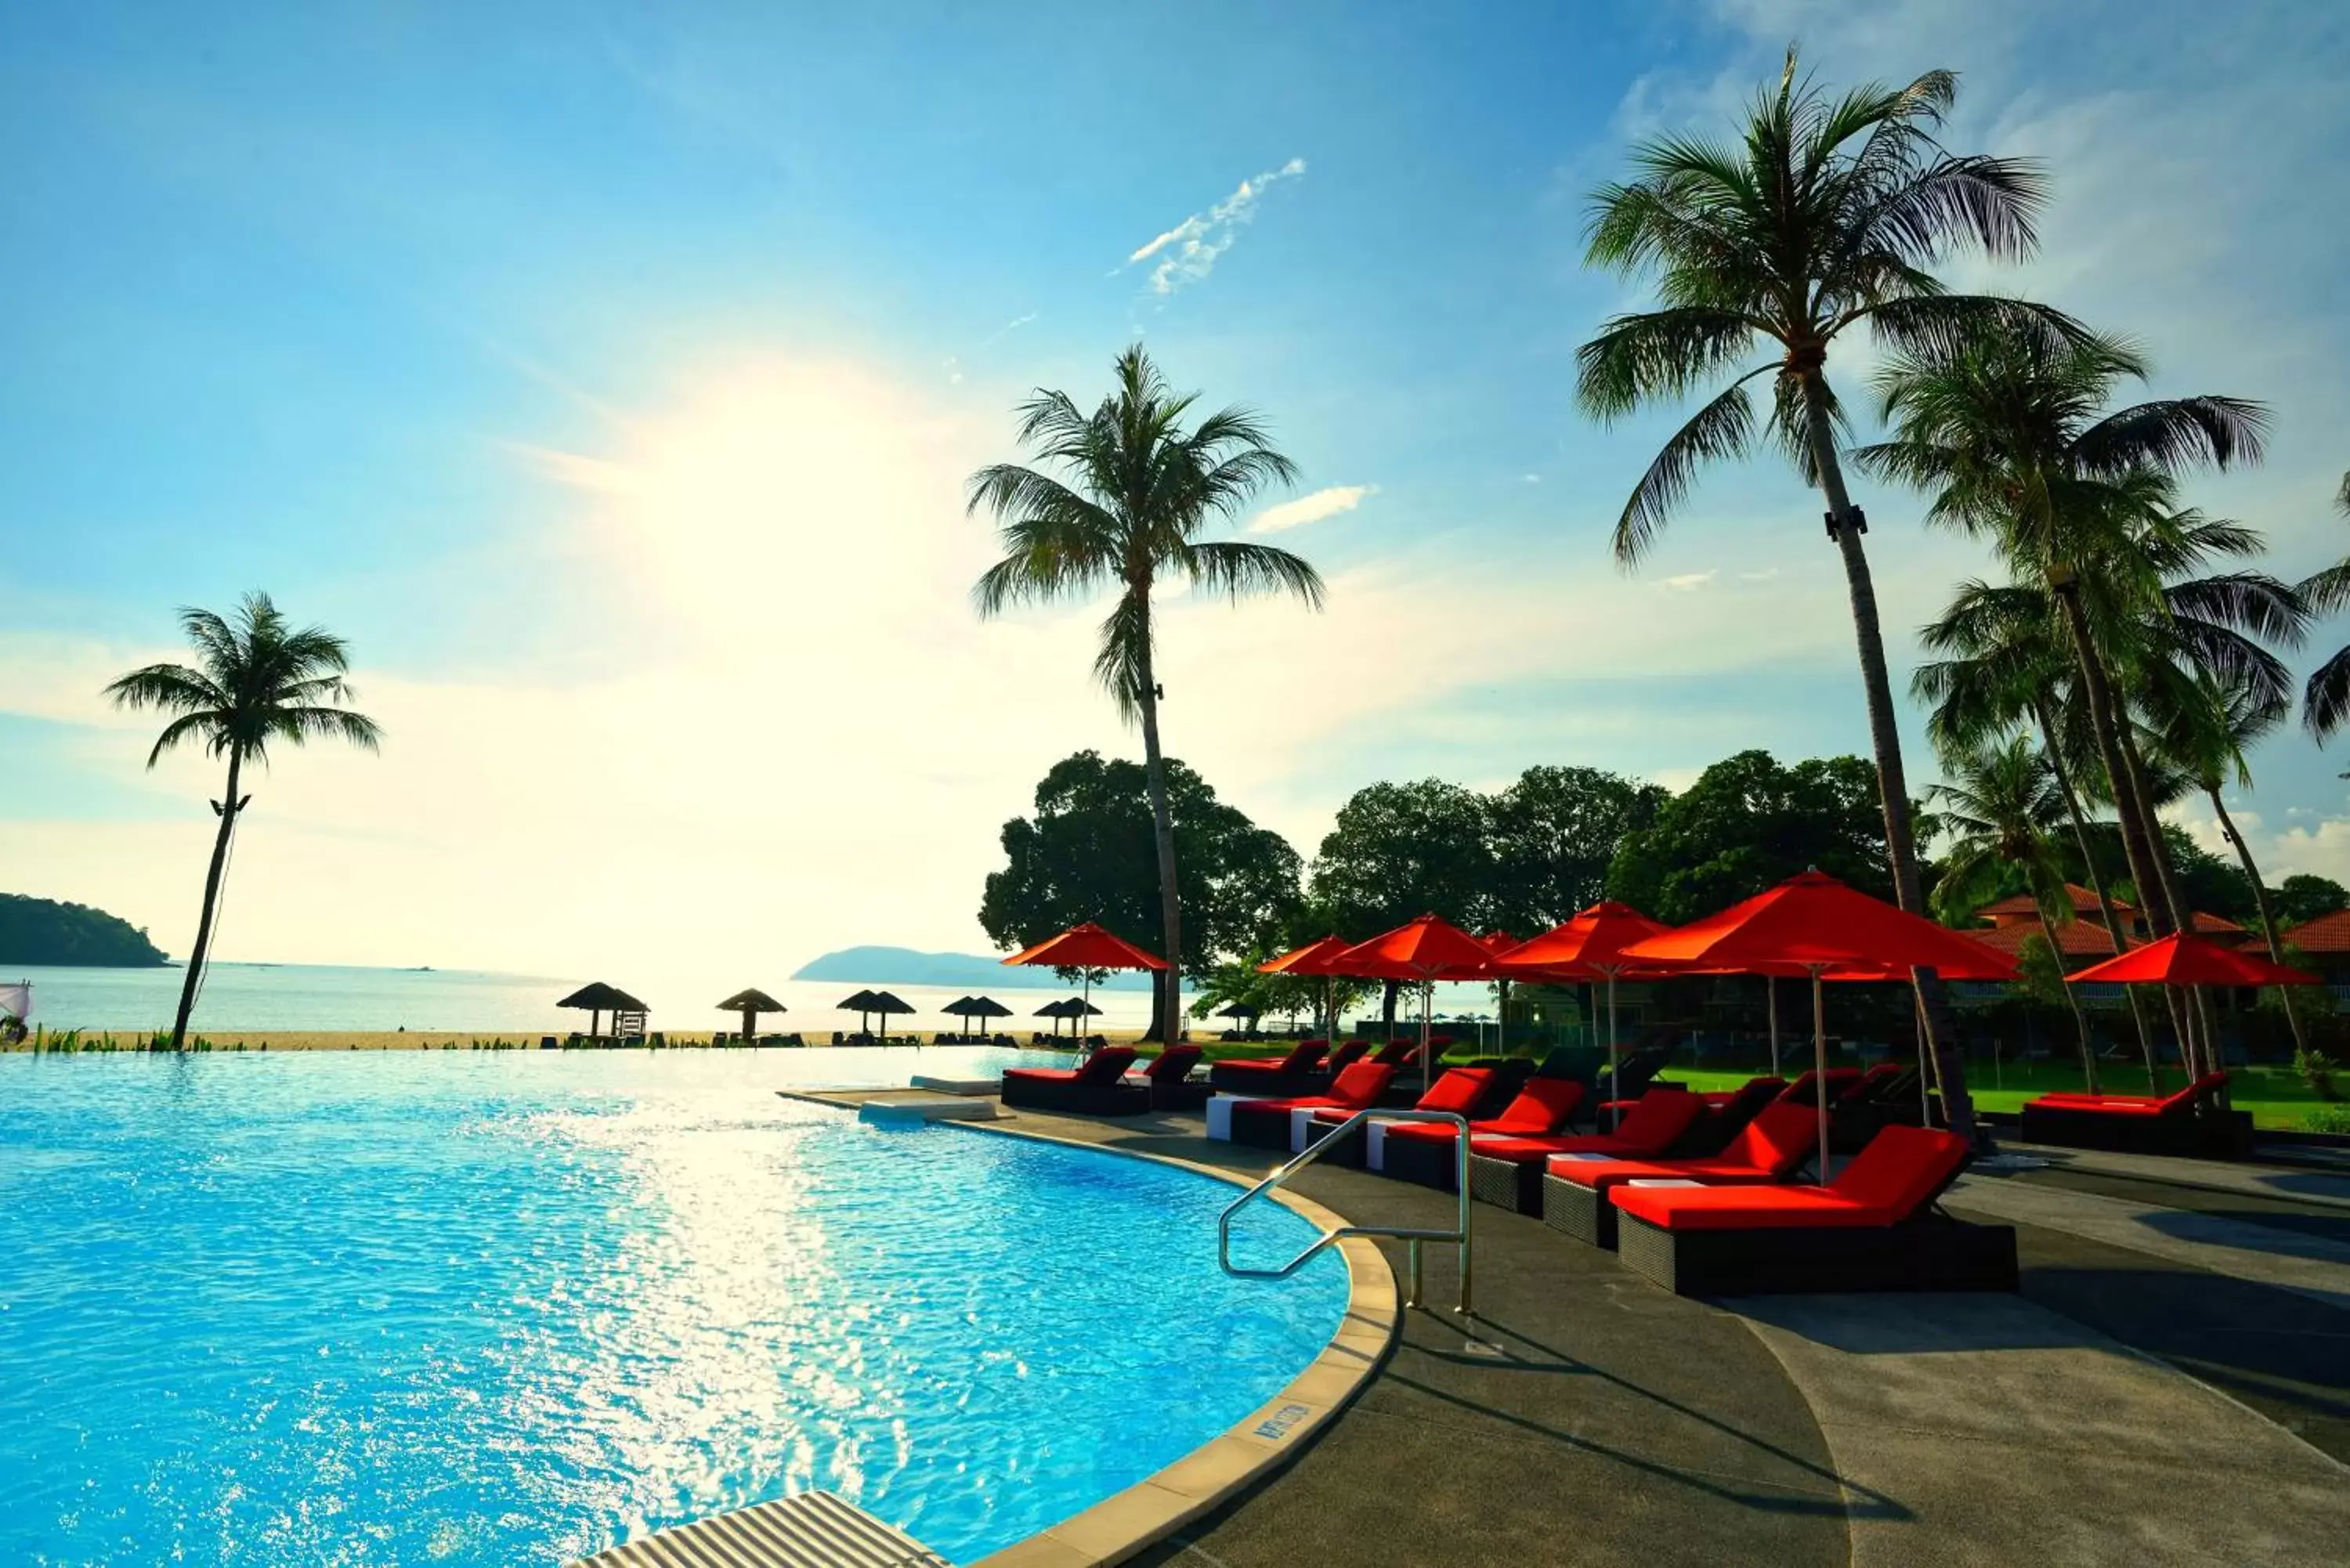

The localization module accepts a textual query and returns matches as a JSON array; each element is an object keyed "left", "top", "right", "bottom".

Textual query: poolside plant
[
  {"left": 968, "top": 346, "right": 1323, "bottom": 1039},
  {"left": 1575, "top": 49, "right": 2075, "bottom": 1140},
  {"left": 104, "top": 592, "right": 381, "bottom": 1051}
]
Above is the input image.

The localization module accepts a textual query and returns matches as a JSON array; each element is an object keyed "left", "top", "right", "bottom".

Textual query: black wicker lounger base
[
  {"left": 1377, "top": 1135, "right": 1460, "bottom": 1192},
  {"left": 1150, "top": 1081, "right": 1213, "bottom": 1113},
  {"left": 2016, "top": 1106, "right": 2254, "bottom": 1158},
  {"left": 1616, "top": 1212, "right": 2019, "bottom": 1296},
  {"left": 1467, "top": 1154, "right": 1546, "bottom": 1216},
  {"left": 1229, "top": 1112, "right": 1299, "bottom": 1152},
  {"left": 1541, "top": 1176, "right": 1614, "bottom": 1247},
  {"left": 1297, "top": 1118, "right": 1368, "bottom": 1167},
  {"left": 1000, "top": 1079, "right": 1150, "bottom": 1116}
]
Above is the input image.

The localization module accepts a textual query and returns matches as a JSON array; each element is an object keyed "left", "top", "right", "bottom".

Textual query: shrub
[{"left": 2301, "top": 1103, "right": 2350, "bottom": 1136}]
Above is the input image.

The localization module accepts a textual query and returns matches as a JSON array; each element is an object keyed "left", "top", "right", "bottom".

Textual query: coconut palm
[
  {"left": 968, "top": 346, "right": 1323, "bottom": 1039},
  {"left": 2294, "top": 471, "right": 2350, "bottom": 739},
  {"left": 1859, "top": 320, "right": 2265, "bottom": 963},
  {"left": 1930, "top": 736, "right": 2102, "bottom": 1090},
  {"left": 105, "top": 594, "right": 382, "bottom": 1050},
  {"left": 1576, "top": 52, "right": 2077, "bottom": 1140}
]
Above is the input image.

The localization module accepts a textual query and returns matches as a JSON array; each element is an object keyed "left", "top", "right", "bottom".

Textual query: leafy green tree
[
  {"left": 0, "top": 894, "right": 168, "bottom": 966},
  {"left": 1929, "top": 736, "right": 2099, "bottom": 1087},
  {"left": 1577, "top": 52, "right": 2068, "bottom": 1140},
  {"left": 1488, "top": 765, "right": 1668, "bottom": 931},
  {"left": 2273, "top": 874, "right": 2350, "bottom": 929},
  {"left": 969, "top": 347, "right": 1323, "bottom": 1039},
  {"left": 105, "top": 594, "right": 381, "bottom": 1050},
  {"left": 1606, "top": 751, "right": 1894, "bottom": 924},
  {"left": 1309, "top": 779, "right": 1495, "bottom": 1030},
  {"left": 978, "top": 751, "right": 1303, "bottom": 1032}
]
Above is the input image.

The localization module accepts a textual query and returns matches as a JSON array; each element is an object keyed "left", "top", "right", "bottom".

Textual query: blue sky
[{"left": 6, "top": 0, "right": 2348, "bottom": 981}]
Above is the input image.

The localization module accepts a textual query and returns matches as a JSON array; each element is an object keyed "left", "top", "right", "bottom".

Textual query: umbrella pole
[
  {"left": 1914, "top": 985, "right": 1932, "bottom": 1126},
  {"left": 1767, "top": 977, "right": 1781, "bottom": 1078},
  {"left": 1604, "top": 967, "right": 1621, "bottom": 1133},
  {"left": 1812, "top": 966, "right": 1830, "bottom": 1179},
  {"left": 1420, "top": 977, "right": 1434, "bottom": 1096},
  {"left": 1082, "top": 970, "right": 1093, "bottom": 1055}
]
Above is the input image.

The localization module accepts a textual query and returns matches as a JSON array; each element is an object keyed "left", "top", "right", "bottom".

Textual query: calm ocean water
[{"left": 5, "top": 963, "right": 1191, "bottom": 1037}]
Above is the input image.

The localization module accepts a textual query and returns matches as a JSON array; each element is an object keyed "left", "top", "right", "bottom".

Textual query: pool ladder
[{"left": 1217, "top": 1108, "right": 1472, "bottom": 1317}]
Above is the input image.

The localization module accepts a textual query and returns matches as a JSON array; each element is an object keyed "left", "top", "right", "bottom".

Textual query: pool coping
[{"left": 945, "top": 1116, "right": 1400, "bottom": 1568}]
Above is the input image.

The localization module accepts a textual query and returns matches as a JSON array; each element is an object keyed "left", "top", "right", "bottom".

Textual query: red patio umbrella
[
  {"left": 1003, "top": 922, "right": 1169, "bottom": 1050},
  {"left": 1622, "top": 871, "right": 2019, "bottom": 1165},
  {"left": 2066, "top": 931, "right": 2318, "bottom": 988},
  {"left": 1333, "top": 914, "right": 1495, "bottom": 1093},
  {"left": 1258, "top": 934, "right": 1358, "bottom": 1042},
  {"left": 1497, "top": 903, "right": 1677, "bottom": 1129}
]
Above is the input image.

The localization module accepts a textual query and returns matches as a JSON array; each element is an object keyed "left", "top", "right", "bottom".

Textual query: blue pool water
[{"left": 0, "top": 1052, "right": 1347, "bottom": 1566}]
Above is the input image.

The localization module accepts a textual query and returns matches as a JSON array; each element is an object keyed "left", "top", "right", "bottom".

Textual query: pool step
[
  {"left": 859, "top": 1094, "right": 1000, "bottom": 1125},
  {"left": 569, "top": 1490, "right": 950, "bottom": 1568}
]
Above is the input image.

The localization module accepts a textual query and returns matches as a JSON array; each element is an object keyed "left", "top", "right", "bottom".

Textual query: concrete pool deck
[{"left": 949, "top": 1101, "right": 2350, "bottom": 1568}]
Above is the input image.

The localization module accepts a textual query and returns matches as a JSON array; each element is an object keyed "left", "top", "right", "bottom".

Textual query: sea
[{"left": 5, "top": 961, "right": 1506, "bottom": 1042}]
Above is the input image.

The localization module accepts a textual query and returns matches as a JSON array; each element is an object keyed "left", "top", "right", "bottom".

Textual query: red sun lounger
[
  {"left": 1206, "top": 1039, "right": 1330, "bottom": 1096},
  {"left": 1376, "top": 1077, "right": 1586, "bottom": 1191},
  {"left": 1540, "top": 1099, "right": 1819, "bottom": 1247},
  {"left": 1000, "top": 1046, "right": 1145, "bottom": 1115},
  {"left": 1302, "top": 1067, "right": 1496, "bottom": 1169},
  {"left": 1214, "top": 1062, "right": 1398, "bottom": 1151},
  {"left": 1466, "top": 1087, "right": 1705, "bottom": 1215},
  {"left": 1141, "top": 1044, "right": 1209, "bottom": 1111},
  {"left": 1607, "top": 1125, "right": 2018, "bottom": 1295},
  {"left": 2019, "top": 1071, "right": 2247, "bottom": 1157}
]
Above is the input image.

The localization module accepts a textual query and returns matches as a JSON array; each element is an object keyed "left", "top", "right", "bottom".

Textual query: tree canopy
[
  {"left": 1487, "top": 766, "right": 1668, "bottom": 932},
  {"left": 1309, "top": 779, "right": 1496, "bottom": 934},
  {"left": 1606, "top": 750, "right": 1898, "bottom": 923},
  {"left": 979, "top": 751, "right": 1302, "bottom": 981},
  {"left": 0, "top": 894, "right": 168, "bottom": 966},
  {"left": 2274, "top": 874, "right": 2350, "bottom": 929}
]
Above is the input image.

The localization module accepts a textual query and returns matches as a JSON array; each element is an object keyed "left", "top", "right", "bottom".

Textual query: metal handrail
[{"left": 1217, "top": 1107, "right": 1472, "bottom": 1315}]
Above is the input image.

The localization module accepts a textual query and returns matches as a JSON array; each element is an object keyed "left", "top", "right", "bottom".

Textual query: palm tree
[
  {"left": 105, "top": 594, "right": 382, "bottom": 1050},
  {"left": 1858, "top": 322, "right": 2265, "bottom": 969},
  {"left": 1930, "top": 736, "right": 2102, "bottom": 1090},
  {"left": 2294, "top": 471, "right": 2350, "bottom": 739},
  {"left": 969, "top": 347, "right": 1324, "bottom": 1039},
  {"left": 1913, "top": 582, "right": 2152, "bottom": 1063},
  {"left": 1576, "top": 51, "right": 2075, "bottom": 1141}
]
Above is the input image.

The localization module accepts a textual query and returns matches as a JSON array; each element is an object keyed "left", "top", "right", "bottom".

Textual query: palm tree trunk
[
  {"left": 2207, "top": 783, "right": 2302, "bottom": 1059},
  {"left": 170, "top": 748, "right": 243, "bottom": 1051},
  {"left": 2119, "top": 724, "right": 2215, "bottom": 1078},
  {"left": 1130, "top": 594, "right": 1184, "bottom": 1045},
  {"left": 2036, "top": 906, "right": 2101, "bottom": 1093},
  {"left": 2034, "top": 696, "right": 2156, "bottom": 1078},
  {"left": 1802, "top": 376, "right": 1976, "bottom": 1143}
]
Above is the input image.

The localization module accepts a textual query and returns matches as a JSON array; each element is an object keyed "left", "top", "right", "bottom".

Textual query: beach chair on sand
[
  {"left": 1542, "top": 1099, "right": 1820, "bottom": 1247},
  {"left": 1376, "top": 1078, "right": 1586, "bottom": 1191},
  {"left": 1000, "top": 1046, "right": 1146, "bottom": 1115},
  {"left": 1466, "top": 1087, "right": 1705, "bottom": 1215},
  {"left": 2019, "top": 1071, "right": 2250, "bottom": 1158},
  {"left": 1608, "top": 1125, "right": 2018, "bottom": 1295}
]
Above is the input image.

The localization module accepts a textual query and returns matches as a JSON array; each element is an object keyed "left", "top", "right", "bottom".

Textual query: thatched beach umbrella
[
  {"left": 869, "top": 990, "right": 916, "bottom": 1041},
  {"left": 559, "top": 981, "right": 647, "bottom": 1041},
  {"left": 836, "top": 989, "right": 882, "bottom": 1037},
  {"left": 717, "top": 987, "right": 786, "bottom": 1043},
  {"left": 965, "top": 995, "right": 1011, "bottom": 1038}
]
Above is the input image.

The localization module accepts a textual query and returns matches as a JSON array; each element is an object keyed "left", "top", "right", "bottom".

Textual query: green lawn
[{"left": 1657, "top": 1060, "right": 2334, "bottom": 1131}]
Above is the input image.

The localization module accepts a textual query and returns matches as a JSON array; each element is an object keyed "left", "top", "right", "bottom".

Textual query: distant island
[
  {"left": 0, "top": 894, "right": 169, "bottom": 966},
  {"left": 791, "top": 945, "right": 1159, "bottom": 991}
]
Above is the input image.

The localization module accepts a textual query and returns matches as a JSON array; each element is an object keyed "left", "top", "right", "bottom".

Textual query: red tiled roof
[
  {"left": 2283, "top": 909, "right": 2350, "bottom": 955},
  {"left": 1977, "top": 883, "right": 2134, "bottom": 921},
  {"left": 1965, "top": 920, "right": 2128, "bottom": 959}
]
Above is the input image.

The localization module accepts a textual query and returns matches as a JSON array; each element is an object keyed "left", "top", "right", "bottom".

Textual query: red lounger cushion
[
  {"left": 1610, "top": 1125, "right": 1969, "bottom": 1232},
  {"left": 1546, "top": 1100, "right": 1819, "bottom": 1190},
  {"left": 1776, "top": 1068, "right": 1864, "bottom": 1105},
  {"left": 2033, "top": 1071, "right": 2226, "bottom": 1116},
  {"left": 1470, "top": 1088, "right": 1701, "bottom": 1163},
  {"left": 1217, "top": 1041, "right": 1329, "bottom": 1076},
  {"left": 1004, "top": 1045, "right": 1137, "bottom": 1088},
  {"left": 1145, "top": 1046, "right": 1203, "bottom": 1082},
  {"left": 1315, "top": 1066, "right": 1491, "bottom": 1125},
  {"left": 1323, "top": 1040, "right": 1372, "bottom": 1071},
  {"left": 1237, "top": 1062, "right": 1398, "bottom": 1118},
  {"left": 1388, "top": 1078, "right": 1585, "bottom": 1145},
  {"left": 1370, "top": 1041, "right": 1422, "bottom": 1067}
]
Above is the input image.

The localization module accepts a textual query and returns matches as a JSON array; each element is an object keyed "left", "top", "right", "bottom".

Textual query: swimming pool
[{"left": 0, "top": 1052, "right": 1348, "bottom": 1565}]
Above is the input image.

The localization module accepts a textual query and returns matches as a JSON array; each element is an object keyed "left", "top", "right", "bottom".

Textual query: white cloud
[
  {"left": 1249, "top": 482, "right": 1377, "bottom": 535},
  {"left": 1126, "top": 157, "right": 1307, "bottom": 294},
  {"left": 1739, "top": 567, "right": 1781, "bottom": 582},
  {"left": 1521, "top": 473, "right": 1542, "bottom": 485},
  {"left": 1659, "top": 569, "right": 1718, "bottom": 591}
]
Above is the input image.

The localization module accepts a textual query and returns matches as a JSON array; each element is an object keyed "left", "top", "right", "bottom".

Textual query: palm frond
[
  {"left": 1609, "top": 371, "right": 1766, "bottom": 566},
  {"left": 1575, "top": 308, "right": 1766, "bottom": 421},
  {"left": 1092, "top": 591, "right": 1152, "bottom": 722},
  {"left": 2305, "top": 645, "right": 2350, "bottom": 742},
  {"left": 1185, "top": 540, "right": 1326, "bottom": 609},
  {"left": 2072, "top": 397, "right": 2269, "bottom": 477}
]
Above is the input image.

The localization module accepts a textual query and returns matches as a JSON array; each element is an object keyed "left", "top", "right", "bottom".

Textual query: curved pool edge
[{"left": 952, "top": 1120, "right": 1398, "bottom": 1568}]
